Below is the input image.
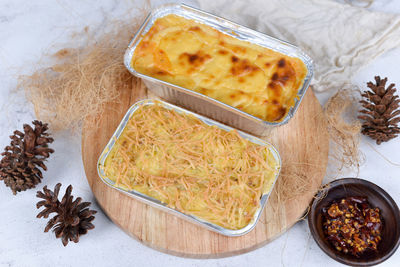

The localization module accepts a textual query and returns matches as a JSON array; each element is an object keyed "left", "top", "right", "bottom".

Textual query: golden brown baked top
[{"left": 131, "top": 14, "right": 308, "bottom": 122}]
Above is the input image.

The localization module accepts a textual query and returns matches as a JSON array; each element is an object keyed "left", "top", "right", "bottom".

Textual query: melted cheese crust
[
  {"left": 132, "top": 15, "right": 308, "bottom": 122},
  {"left": 103, "top": 103, "right": 279, "bottom": 230}
]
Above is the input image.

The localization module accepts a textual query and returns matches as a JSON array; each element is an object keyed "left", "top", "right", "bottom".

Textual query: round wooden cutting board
[{"left": 82, "top": 81, "right": 329, "bottom": 258}]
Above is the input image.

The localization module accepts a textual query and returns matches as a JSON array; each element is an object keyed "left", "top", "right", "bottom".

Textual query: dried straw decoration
[
  {"left": 324, "top": 88, "right": 363, "bottom": 175},
  {"left": 18, "top": 17, "right": 146, "bottom": 132}
]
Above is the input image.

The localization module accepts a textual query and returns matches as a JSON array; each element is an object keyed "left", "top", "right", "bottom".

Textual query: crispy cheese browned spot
[
  {"left": 218, "top": 49, "right": 228, "bottom": 55},
  {"left": 277, "top": 58, "right": 286, "bottom": 68},
  {"left": 230, "top": 58, "right": 260, "bottom": 76},
  {"left": 178, "top": 51, "right": 211, "bottom": 74},
  {"left": 189, "top": 26, "right": 201, "bottom": 31}
]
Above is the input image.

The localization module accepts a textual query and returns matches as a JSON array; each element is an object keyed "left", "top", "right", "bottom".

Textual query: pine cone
[
  {"left": 36, "top": 183, "right": 97, "bottom": 246},
  {"left": 0, "top": 120, "right": 54, "bottom": 194},
  {"left": 358, "top": 76, "right": 400, "bottom": 144}
]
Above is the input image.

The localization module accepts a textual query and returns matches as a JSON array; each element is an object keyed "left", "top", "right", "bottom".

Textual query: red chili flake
[{"left": 322, "top": 196, "right": 382, "bottom": 257}]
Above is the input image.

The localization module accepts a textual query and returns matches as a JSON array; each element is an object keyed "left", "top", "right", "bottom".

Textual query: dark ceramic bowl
[{"left": 308, "top": 178, "right": 400, "bottom": 266}]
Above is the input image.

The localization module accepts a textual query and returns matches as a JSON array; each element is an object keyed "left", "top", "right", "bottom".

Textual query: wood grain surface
[{"left": 82, "top": 81, "right": 329, "bottom": 258}]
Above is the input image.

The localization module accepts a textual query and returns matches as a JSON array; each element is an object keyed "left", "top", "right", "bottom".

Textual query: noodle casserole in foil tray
[
  {"left": 124, "top": 4, "right": 314, "bottom": 136},
  {"left": 97, "top": 99, "right": 281, "bottom": 236}
]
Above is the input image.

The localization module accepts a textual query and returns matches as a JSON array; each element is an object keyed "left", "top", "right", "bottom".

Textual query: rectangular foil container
[
  {"left": 97, "top": 99, "right": 281, "bottom": 236},
  {"left": 124, "top": 4, "right": 314, "bottom": 136}
]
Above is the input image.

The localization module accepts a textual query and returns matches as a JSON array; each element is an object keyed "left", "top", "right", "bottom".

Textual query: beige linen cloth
[{"left": 196, "top": 0, "right": 400, "bottom": 92}]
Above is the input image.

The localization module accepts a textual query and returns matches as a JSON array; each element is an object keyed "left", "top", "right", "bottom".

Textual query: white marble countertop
[{"left": 0, "top": 0, "right": 399, "bottom": 266}]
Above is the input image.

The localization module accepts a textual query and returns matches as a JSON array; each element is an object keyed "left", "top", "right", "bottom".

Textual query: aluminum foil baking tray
[
  {"left": 124, "top": 4, "right": 314, "bottom": 136},
  {"left": 97, "top": 99, "right": 281, "bottom": 236}
]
